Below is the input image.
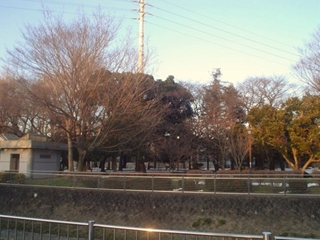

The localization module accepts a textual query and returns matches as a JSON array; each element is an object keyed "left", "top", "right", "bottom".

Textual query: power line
[
  {"left": 146, "top": 20, "right": 292, "bottom": 68},
  {"left": 150, "top": 14, "right": 296, "bottom": 63},
  {"left": 0, "top": 4, "right": 133, "bottom": 19},
  {"left": 18, "top": 0, "right": 132, "bottom": 12},
  {"left": 149, "top": 3, "right": 299, "bottom": 58},
  {"left": 158, "top": 0, "right": 297, "bottom": 50},
  {"left": 1, "top": 0, "right": 298, "bottom": 70}
]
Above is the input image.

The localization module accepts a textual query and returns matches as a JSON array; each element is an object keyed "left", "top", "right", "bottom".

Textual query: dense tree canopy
[
  {"left": 197, "top": 70, "right": 246, "bottom": 170},
  {"left": 247, "top": 95, "right": 320, "bottom": 171},
  {"left": 151, "top": 76, "right": 195, "bottom": 170}
]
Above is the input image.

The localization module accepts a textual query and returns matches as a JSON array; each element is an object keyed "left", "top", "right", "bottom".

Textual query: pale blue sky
[{"left": 0, "top": 0, "right": 319, "bottom": 85}]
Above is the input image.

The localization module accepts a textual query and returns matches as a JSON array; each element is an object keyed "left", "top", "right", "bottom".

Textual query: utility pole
[{"left": 138, "top": 0, "right": 145, "bottom": 73}]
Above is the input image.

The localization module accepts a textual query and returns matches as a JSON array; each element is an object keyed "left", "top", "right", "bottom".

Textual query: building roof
[
  {"left": 0, "top": 134, "right": 20, "bottom": 141},
  {"left": 20, "top": 133, "right": 48, "bottom": 142},
  {"left": 0, "top": 133, "right": 67, "bottom": 151}
]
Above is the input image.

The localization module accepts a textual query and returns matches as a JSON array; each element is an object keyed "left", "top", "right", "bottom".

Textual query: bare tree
[
  {"left": 200, "top": 71, "right": 246, "bottom": 170},
  {"left": 3, "top": 10, "right": 155, "bottom": 171},
  {"left": 0, "top": 75, "right": 36, "bottom": 136},
  {"left": 227, "top": 127, "right": 251, "bottom": 171},
  {"left": 237, "top": 75, "right": 295, "bottom": 111},
  {"left": 292, "top": 25, "right": 320, "bottom": 93}
]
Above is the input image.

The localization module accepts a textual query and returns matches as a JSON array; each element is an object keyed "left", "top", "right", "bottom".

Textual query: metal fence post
[
  {"left": 182, "top": 176, "right": 184, "bottom": 193},
  {"left": 283, "top": 175, "right": 286, "bottom": 196},
  {"left": 214, "top": 174, "right": 216, "bottom": 194},
  {"left": 262, "top": 232, "right": 272, "bottom": 240},
  {"left": 248, "top": 174, "right": 250, "bottom": 195},
  {"left": 152, "top": 175, "right": 154, "bottom": 192},
  {"left": 73, "top": 171, "right": 76, "bottom": 189},
  {"left": 88, "top": 220, "right": 95, "bottom": 240}
]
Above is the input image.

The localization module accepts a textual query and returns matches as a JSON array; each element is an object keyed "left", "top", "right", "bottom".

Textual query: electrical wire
[
  {"left": 158, "top": 0, "right": 297, "bottom": 49},
  {"left": 149, "top": 3, "right": 299, "bottom": 58},
  {"left": 1, "top": 0, "right": 299, "bottom": 67},
  {"left": 150, "top": 14, "right": 296, "bottom": 63},
  {"left": 146, "top": 20, "right": 292, "bottom": 68},
  {"left": 18, "top": 0, "right": 132, "bottom": 12},
  {"left": 0, "top": 5, "right": 133, "bottom": 19}
]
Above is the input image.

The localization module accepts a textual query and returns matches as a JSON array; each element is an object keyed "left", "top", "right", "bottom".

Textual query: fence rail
[
  {"left": 4, "top": 214, "right": 315, "bottom": 240},
  {"left": 1, "top": 214, "right": 317, "bottom": 240},
  {"left": 1, "top": 171, "right": 320, "bottom": 196}
]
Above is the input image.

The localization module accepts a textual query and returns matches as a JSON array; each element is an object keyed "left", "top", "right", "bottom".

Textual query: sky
[{"left": 0, "top": 0, "right": 319, "bottom": 85}]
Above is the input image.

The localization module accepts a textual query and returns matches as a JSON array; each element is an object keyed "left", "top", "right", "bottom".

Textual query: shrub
[
  {"left": 12, "top": 173, "right": 27, "bottom": 184},
  {"left": 0, "top": 172, "right": 11, "bottom": 183},
  {"left": 99, "top": 177, "right": 124, "bottom": 189},
  {"left": 125, "top": 178, "right": 152, "bottom": 190},
  {"left": 0, "top": 172, "right": 26, "bottom": 184},
  {"left": 205, "top": 178, "right": 249, "bottom": 192},
  {"left": 153, "top": 178, "right": 173, "bottom": 191},
  {"left": 192, "top": 218, "right": 213, "bottom": 228},
  {"left": 287, "top": 180, "right": 308, "bottom": 193},
  {"left": 179, "top": 179, "right": 199, "bottom": 191},
  {"left": 78, "top": 176, "right": 98, "bottom": 188}
]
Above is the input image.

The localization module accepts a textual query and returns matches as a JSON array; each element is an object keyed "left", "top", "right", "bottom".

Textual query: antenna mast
[{"left": 138, "top": 0, "right": 145, "bottom": 73}]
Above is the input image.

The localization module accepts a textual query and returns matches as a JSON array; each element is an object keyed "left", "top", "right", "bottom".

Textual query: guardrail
[
  {"left": 1, "top": 214, "right": 317, "bottom": 240},
  {"left": 0, "top": 214, "right": 283, "bottom": 240},
  {"left": 1, "top": 171, "right": 320, "bottom": 196}
]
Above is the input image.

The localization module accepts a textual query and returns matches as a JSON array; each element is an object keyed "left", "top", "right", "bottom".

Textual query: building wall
[
  {"left": 32, "top": 149, "right": 60, "bottom": 172},
  {"left": 0, "top": 148, "right": 32, "bottom": 174},
  {"left": 0, "top": 148, "right": 61, "bottom": 177}
]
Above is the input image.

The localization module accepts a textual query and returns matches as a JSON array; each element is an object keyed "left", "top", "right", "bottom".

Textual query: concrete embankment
[{"left": 0, "top": 185, "right": 319, "bottom": 237}]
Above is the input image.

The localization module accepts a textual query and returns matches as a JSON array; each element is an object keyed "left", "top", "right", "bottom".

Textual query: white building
[{"left": 0, "top": 133, "right": 67, "bottom": 177}]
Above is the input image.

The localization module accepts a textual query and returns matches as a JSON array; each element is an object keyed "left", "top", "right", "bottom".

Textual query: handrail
[
  {"left": 0, "top": 214, "right": 266, "bottom": 239},
  {"left": 1, "top": 170, "right": 320, "bottom": 196},
  {"left": 1, "top": 215, "right": 316, "bottom": 240},
  {"left": 0, "top": 214, "right": 88, "bottom": 226}
]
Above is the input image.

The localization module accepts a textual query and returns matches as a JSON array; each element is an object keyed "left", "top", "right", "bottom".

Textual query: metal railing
[
  {"left": 1, "top": 214, "right": 317, "bottom": 240},
  {"left": 0, "top": 214, "right": 280, "bottom": 240},
  {"left": 1, "top": 171, "right": 320, "bottom": 196}
]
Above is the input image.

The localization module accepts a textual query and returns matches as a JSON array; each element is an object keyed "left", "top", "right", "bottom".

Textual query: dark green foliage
[
  {"left": 99, "top": 177, "right": 125, "bottom": 189},
  {"left": 125, "top": 178, "right": 153, "bottom": 190},
  {"left": 192, "top": 218, "right": 213, "bottom": 228},
  {"left": 99, "top": 177, "right": 173, "bottom": 191},
  {"left": 288, "top": 180, "right": 308, "bottom": 193},
  {"left": 280, "top": 232, "right": 318, "bottom": 239},
  {"left": 74, "top": 176, "right": 99, "bottom": 188},
  {"left": 205, "top": 178, "right": 249, "bottom": 192},
  {"left": 217, "top": 219, "right": 227, "bottom": 226},
  {"left": 192, "top": 218, "right": 227, "bottom": 229},
  {"left": 153, "top": 178, "right": 173, "bottom": 191},
  {"left": 60, "top": 175, "right": 171, "bottom": 190},
  {"left": 179, "top": 179, "right": 199, "bottom": 191},
  {"left": 0, "top": 172, "right": 26, "bottom": 184}
]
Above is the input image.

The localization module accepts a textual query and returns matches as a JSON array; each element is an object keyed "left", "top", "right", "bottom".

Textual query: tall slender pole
[{"left": 138, "top": 0, "right": 145, "bottom": 73}]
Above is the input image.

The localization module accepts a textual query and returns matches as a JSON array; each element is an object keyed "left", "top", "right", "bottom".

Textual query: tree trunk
[
  {"left": 107, "top": 160, "right": 111, "bottom": 170},
  {"left": 231, "top": 158, "right": 235, "bottom": 170},
  {"left": 77, "top": 150, "right": 87, "bottom": 171},
  {"left": 99, "top": 156, "right": 107, "bottom": 172},
  {"left": 122, "top": 155, "right": 128, "bottom": 169},
  {"left": 135, "top": 157, "right": 140, "bottom": 171},
  {"left": 139, "top": 162, "right": 146, "bottom": 173},
  {"left": 112, "top": 155, "right": 117, "bottom": 172},
  {"left": 147, "top": 161, "right": 151, "bottom": 170},
  {"left": 153, "top": 159, "right": 157, "bottom": 169},
  {"left": 67, "top": 132, "right": 74, "bottom": 171},
  {"left": 118, "top": 152, "right": 123, "bottom": 171}
]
